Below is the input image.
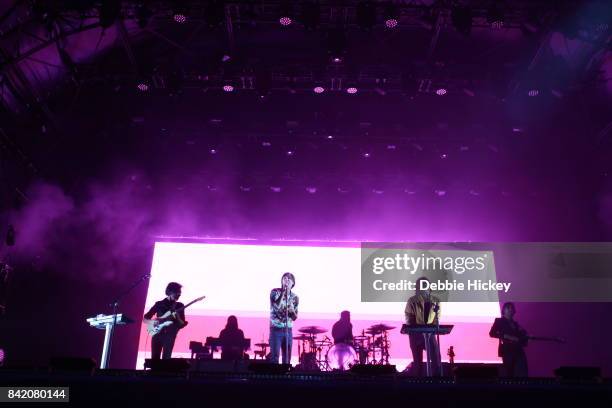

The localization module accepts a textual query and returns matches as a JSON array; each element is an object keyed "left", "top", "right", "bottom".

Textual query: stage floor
[{"left": 1, "top": 367, "right": 610, "bottom": 406}]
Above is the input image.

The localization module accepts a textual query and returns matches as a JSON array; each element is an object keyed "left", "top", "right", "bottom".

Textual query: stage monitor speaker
[
  {"left": 350, "top": 364, "right": 397, "bottom": 375},
  {"left": 144, "top": 358, "right": 191, "bottom": 372},
  {"left": 453, "top": 363, "right": 499, "bottom": 379},
  {"left": 554, "top": 366, "right": 601, "bottom": 381},
  {"left": 248, "top": 361, "right": 291, "bottom": 374},
  {"left": 49, "top": 357, "right": 97, "bottom": 373}
]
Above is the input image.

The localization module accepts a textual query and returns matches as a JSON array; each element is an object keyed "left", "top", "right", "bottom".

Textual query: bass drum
[{"left": 326, "top": 343, "right": 357, "bottom": 371}]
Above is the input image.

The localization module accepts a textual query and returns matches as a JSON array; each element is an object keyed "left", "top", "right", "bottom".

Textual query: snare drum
[{"left": 326, "top": 343, "right": 357, "bottom": 371}]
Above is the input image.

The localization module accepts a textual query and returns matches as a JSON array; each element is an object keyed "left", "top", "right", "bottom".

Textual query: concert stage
[{"left": 2, "top": 366, "right": 610, "bottom": 406}]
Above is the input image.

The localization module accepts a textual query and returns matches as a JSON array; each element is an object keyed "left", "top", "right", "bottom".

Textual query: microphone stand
[
  {"left": 104, "top": 273, "right": 150, "bottom": 369},
  {"left": 284, "top": 287, "right": 290, "bottom": 365},
  {"left": 433, "top": 302, "right": 441, "bottom": 377}
]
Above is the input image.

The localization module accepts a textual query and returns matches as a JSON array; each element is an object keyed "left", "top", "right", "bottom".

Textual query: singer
[
  {"left": 268, "top": 272, "right": 299, "bottom": 364},
  {"left": 404, "top": 276, "right": 441, "bottom": 376}
]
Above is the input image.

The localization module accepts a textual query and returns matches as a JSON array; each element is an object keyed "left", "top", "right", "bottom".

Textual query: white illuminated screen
[{"left": 137, "top": 241, "right": 501, "bottom": 369}]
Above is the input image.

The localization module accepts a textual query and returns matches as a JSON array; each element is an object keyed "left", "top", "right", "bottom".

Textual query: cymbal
[
  {"left": 298, "top": 326, "right": 327, "bottom": 334},
  {"left": 314, "top": 339, "right": 332, "bottom": 347},
  {"left": 353, "top": 335, "right": 369, "bottom": 341},
  {"left": 293, "top": 334, "right": 312, "bottom": 341},
  {"left": 255, "top": 343, "right": 269, "bottom": 347},
  {"left": 368, "top": 324, "right": 396, "bottom": 332}
]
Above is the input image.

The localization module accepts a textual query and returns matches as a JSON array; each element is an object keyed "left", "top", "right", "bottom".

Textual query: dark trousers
[
  {"left": 502, "top": 348, "right": 528, "bottom": 377},
  {"left": 409, "top": 333, "right": 440, "bottom": 376},
  {"left": 151, "top": 330, "right": 177, "bottom": 360},
  {"left": 268, "top": 326, "right": 292, "bottom": 364}
]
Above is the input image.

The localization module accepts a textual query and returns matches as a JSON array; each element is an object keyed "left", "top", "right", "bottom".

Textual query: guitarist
[
  {"left": 143, "top": 282, "right": 188, "bottom": 360},
  {"left": 489, "top": 302, "right": 528, "bottom": 377}
]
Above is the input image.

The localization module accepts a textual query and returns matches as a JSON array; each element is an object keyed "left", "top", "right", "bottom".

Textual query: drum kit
[{"left": 293, "top": 323, "right": 396, "bottom": 371}]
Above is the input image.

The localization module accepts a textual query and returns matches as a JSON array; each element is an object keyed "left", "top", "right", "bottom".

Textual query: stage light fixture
[
  {"left": 487, "top": 6, "right": 504, "bottom": 29},
  {"left": 451, "top": 6, "right": 472, "bottom": 35},
  {"left": 137, "top": 81, "right": 149, "bottom": 92},
  {"left": 223, "top": 84, "right": 234, "bottom": 92},
  {"left": 383, "top": 4, "right": 398, "bottom": 29},
  {"left": 327, "top": 27, "right": 347, "bottom": 63},
  {"left": 346, "top": 87, "right": 358, "bottom": 94},
  {"left": 279, "top": 1, "right": 293, "bottom": 26},
  {"left": 313, "top": 86, "right": 325, "bottom": 94},
  {"left": 528, "top": 89, "right": 539, "bottom": 97},
  {"left": 436, "top": 87, "right": 447, "bottom": 96},
  {"left": 356, "top": 1, "right": 376, "bottom": 31}
]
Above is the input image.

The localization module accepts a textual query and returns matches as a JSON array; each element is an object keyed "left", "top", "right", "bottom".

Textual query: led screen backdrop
[{"left": 137, "top": 241, "right": 501, "bottom": 369}]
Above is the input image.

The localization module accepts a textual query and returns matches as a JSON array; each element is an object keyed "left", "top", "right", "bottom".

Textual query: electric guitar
[
  {"left": 504, "top": 334, "right": 566, "bottom": 347},
  {"left": 146, "top": 295, "right": 205, "bottom": 336}
]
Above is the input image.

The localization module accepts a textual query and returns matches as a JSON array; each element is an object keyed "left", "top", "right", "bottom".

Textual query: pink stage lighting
[
  {"left": 436, "top": 88, "right": 447, "bottom": 96},
  {"left": 385, "top": 18, "right": 398, "bottom": 28},
  {"left": 528, "top": 89, "right": 539, "bottom": 97},
  {"left": 279, "top": 16, "right": 292, "bottom": 26},
  {"left": 137, "top": 82, "right": 149, "bottom": 92},
  {"left": 223, "top": 85, "right": 234, "bottom": 92},
  {"left": 173, "top": 13, "right": 187, "bottom": 23},
  {"left": 346, "top": 87, "right": 358, "bottom": 94},
  {"left": 314, "top": 86, "right": 325, "bottom": 94}
]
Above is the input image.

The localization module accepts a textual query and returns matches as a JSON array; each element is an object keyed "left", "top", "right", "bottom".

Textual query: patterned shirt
[{"left": 269, "top": 288, "right": 299, "bottom": 329}]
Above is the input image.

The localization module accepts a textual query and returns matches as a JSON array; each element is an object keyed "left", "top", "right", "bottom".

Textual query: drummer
[{"left": 332, "top": 310, "right": 354, "bottom": 345}]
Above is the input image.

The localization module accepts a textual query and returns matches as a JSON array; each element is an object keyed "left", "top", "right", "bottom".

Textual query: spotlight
[
  {"left": 210, "top": 148, "right": 217, "bottom": 154},
  {"left": 262, "top": 141, "right": 272, "bottom": 147},
  {"left": 223, "top": 84, "right": 234, "bottom": 92},
  {"left": 327, "top": 135, "right": 334, "bottom": 139},
  {"left": 363, "top": 152, "right": 370, "bottom": 158},
  {"left": 487, "top": 6, "right": 504, "bottom": 29},
  {"left": 306, "top": 187, "right": 317, "bottom": 194},
  {"left": 356, "top": 1, "right": 376, "bottom": 31},
  {"left": 383, "top": 4, "right": 398, "bottom": 29},
  {"left": 346, "top": 87, "right": 358, "bottom": 94},
  {"left": 528, "top": 89, "right": 539, "bottom": 97},
  {"left": 279, "top": 1, "right": 293, "bottom": 26},
  {"left": 327, "top": 27, "right": 347, "bottom": 63},
  {"left": 434, "top": 189, "right": 447, "bottom": 197},
  {"left": 313, "top": 86, "right": 325, "bottom": 94},
  {"left": 451, "top": 6, "right": 472, "bottom": 35},
  {"left": 436, "top": 88, "right": 447, "bottom": 96},
  {"left": 137, "top": 81, "right": 149, "bottom": 92},
  {"left": 270, "top": 186, "right": 282, "bottom": 193},
  {"left": 174, "top": 13, "right": 187, "bottom": 24},
  {"left": 286, "top": 150, "right": 294, "bottom": 156}
]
